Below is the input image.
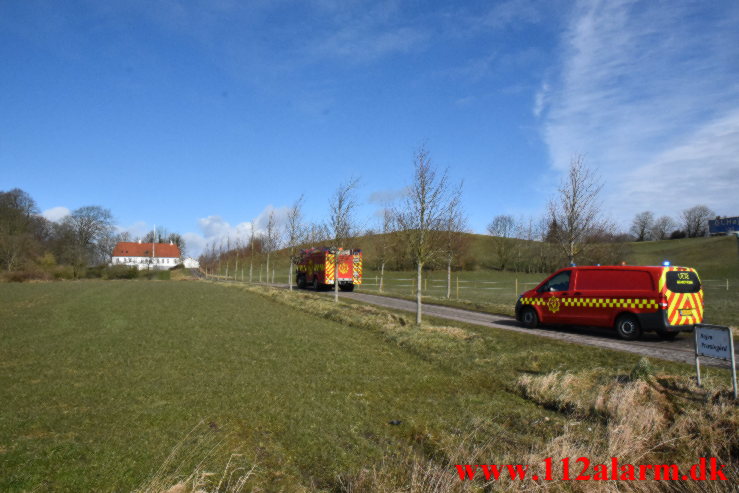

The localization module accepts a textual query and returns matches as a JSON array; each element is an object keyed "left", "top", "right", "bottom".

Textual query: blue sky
[{"left": 2, "top": 0, "right": 738, "bottom": 256}]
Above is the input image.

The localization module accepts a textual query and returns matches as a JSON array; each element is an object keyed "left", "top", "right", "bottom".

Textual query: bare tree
[
  {"left": 487, "top": 214, "right": 516, "bottom": 270},
  {"left": 442, "top": 184, "right": 466, "bottom": 298},
  {"left": 630, "top": 211, "right": 654, "bottom": 241},
  {"left": 61, "top": 206, "right": 115, "bottom": 276},
  {"left": 396, "top": 147, "right": 454, "bottom": 324},
  {"left": 651, "top": 215, "right": 676, "bottom": 240},
  {"left": 304, "top": 222, "right": 329, "bottom": 245},
  {"left": 547, "top": 156, "right": 605, "bottom": 265},
  {"left": 285, "top": 195, "right": 305, "bottom": 291},
  {"left": 375, "top": 207, "right": 396, "bottom": 293},
  {"left": 263, "top": 210, "right": 280, "bottom": 284},
  {"left": 249, "top": 221, "right": 256, "bottom": 282},
  {"left": 681, "top": 205, "right": 715, "bottom": 238},
  {"left": 329, "top": 177, "right": 359, "bottom": 246},
  {"left": 0, "top": 188, "right": 41, "bottom": 271},
  {"left": 329, "top": 177, "right": 359, "bottom": 302},
  {"left": 167, "top": 233, "right": 186, "bottom": 258}
]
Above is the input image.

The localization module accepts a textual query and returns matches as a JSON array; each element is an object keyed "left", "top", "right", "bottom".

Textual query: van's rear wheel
[
  {"left": 521, "top": 307, "right": 539, "bottom": 329},
  {"left": 616, "top": 314, "right": 642, "bottom": 340}
]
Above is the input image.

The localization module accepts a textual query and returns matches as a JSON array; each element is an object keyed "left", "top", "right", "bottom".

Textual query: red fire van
[{"left": 514, "top": 265, "right": 703, "bottom": 340}]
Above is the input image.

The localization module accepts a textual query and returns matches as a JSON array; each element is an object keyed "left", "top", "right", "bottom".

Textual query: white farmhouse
[
  {"left": 183, "top": 257, "right": 200, "bottom": 269},
  {"left": 111, "top": 240, "right": 181, "bottom": 270}
]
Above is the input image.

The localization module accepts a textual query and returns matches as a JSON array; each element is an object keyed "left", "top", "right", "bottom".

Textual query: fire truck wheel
[
  {"left": 313, "top": 277, "right": 319, "bottom": 291},
  {"left": 521, "top": 307, "right": 539, "bottom": 328},
  {"left": 615, "top": 314, "right": 642, "bottom": 341},
  {"left": 297, "top": 275, "right": 306, "bottom": 289},
  {"left": 656, "top": 330, "right": 679, "bottom": 341}
]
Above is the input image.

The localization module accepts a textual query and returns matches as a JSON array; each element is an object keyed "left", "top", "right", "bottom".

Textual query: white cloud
[
  {"left": 42, "top": 206, "right": 71, "bottom": 222},
  {"left": 539, "top": 0, "right": 739, "bottom": 225},
  {"left": 183, "top": 205, "right": 291, "bottom": 258},
  {"left": 115, "top": 221, "right": 150, "bottom": 239}
]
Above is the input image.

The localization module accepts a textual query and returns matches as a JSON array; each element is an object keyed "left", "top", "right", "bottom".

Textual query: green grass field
[{"left": 3, "top": 280, "right": 733, "bottom": 491}]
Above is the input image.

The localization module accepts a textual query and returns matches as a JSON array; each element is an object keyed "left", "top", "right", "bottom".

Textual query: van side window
[{"left": 539, "top": 271, "right": 571, "bottom": 292}]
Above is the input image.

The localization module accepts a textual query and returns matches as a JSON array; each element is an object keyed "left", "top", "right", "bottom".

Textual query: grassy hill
[{"left": 625, "top": 235, "right": 739, "bottom": 279}]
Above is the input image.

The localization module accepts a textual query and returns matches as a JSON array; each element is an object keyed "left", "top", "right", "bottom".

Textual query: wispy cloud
[
  {"left": 368, "top": 187, "right": 407, "bottom": 204},
  {"left": 480, "top": 0, "right": 543, "bottom": 30},
  {"left": 42, "top": 206, "right": 70, "bottom": 222},
  {"left": 538, "top": 0, "right": 739, "bottom": 223}
]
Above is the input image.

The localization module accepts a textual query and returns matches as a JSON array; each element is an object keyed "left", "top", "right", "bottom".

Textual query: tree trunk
[
  {"left": 334, "top": 252, "right": 339, "bottom": 303},
  {"left": 266, "top": 252, "right": 270, "bottom": 284},
  {"left": 416, "top": 261, "right": 423, "bottom": 325},
  {"left": 289, "top": 260, "right": 293, "bottom": 291},
  {"left": 379, "top": 261, "right": 385, "bottom": 293},
  {"left": 446, "top": 258, "right": 452, "bottom": 299}
]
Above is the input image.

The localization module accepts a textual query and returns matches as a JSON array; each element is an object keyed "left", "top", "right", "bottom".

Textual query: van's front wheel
[
  {"left": 521, "top": 307, "right": 539, "bottom": 329},
  {"left": 616, "top": 314, "right": 642, "bottom": 341}
]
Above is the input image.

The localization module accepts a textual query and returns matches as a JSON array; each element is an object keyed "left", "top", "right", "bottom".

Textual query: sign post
[{"left": 694, "top": 324, "right": 737, "bottom": 399}]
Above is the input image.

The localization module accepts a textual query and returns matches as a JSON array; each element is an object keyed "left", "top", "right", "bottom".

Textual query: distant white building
[
  {"left": 183, "top": 257, "right": 200, "bottom": 269},
  {"left": 111, "top": 240, "right": 181, "bottom": 270}
]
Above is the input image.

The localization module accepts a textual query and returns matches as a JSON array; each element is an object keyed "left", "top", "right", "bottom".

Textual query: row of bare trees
[
  {"left": 200, "top": 147, "right": 467, "bottom": 324},
  {"left": 198, "top": 150, "right": 722, "bottom": 326},
  {"left": 630, "top": 205, "right": 716, "bottom": 241},
  {"left": 486, "top": 156, "right": 630, "bottom": 273}
]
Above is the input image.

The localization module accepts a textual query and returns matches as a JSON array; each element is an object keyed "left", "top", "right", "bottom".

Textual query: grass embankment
[{"left": 1, "top": 281, "right": 736, "bottom": 491}]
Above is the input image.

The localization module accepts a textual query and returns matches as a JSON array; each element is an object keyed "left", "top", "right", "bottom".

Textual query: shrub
[
  {"left": 629, "top": 357, "right": 654, "bottom": 381},
  {"left": 52, "top": 266, "right": 75, "bottom": 280},
  {"left": 4, "top": 270, "right": 37, "bottom": 282},
  {"left": 103, "top": 265, "right": 139, "bottom": 280},
  {"left": 138, "top": 269, "right": 170, "bottom": 280},
  {"left": 85, "top": 265, "right": 105, "bottom": 278}
]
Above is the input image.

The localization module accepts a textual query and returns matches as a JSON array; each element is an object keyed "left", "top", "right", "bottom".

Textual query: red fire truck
[
  {"left": 295, "top": 247, "right": 363, "bottom": 291},
  {"left": 515, "top": 264, "right": 703, "bottom": 340}
]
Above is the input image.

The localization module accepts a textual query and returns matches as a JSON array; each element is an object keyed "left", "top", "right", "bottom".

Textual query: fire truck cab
[
  {"left": 515, "top": 264, "right": 703, "bottom": 340},
  {"left": 295, "top": 247, "right": 362, "bottom": 292}
]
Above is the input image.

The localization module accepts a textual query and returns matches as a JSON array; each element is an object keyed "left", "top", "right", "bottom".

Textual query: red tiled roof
[{"left": 112, "top": 242, "right": 181, "bottom": 258}]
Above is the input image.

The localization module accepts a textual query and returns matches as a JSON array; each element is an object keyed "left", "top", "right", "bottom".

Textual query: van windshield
[
  {"left": 666, "top": 271, "right": 701, "bottom": 293},
  {"left": 539, "top": 271, "right": 570, "bottom": 292}
]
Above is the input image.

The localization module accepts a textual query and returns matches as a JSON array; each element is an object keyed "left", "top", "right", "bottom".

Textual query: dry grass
[
  {"left": 135, "top": 421, "right": 256, "bottom": 493},
  {"left": 516, "top": 368, "right": 738, "bottom": 492}
]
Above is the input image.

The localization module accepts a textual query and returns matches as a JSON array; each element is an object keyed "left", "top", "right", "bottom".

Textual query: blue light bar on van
[{"left": 663, "top": 260, "right": 671, "bottom": 266}]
